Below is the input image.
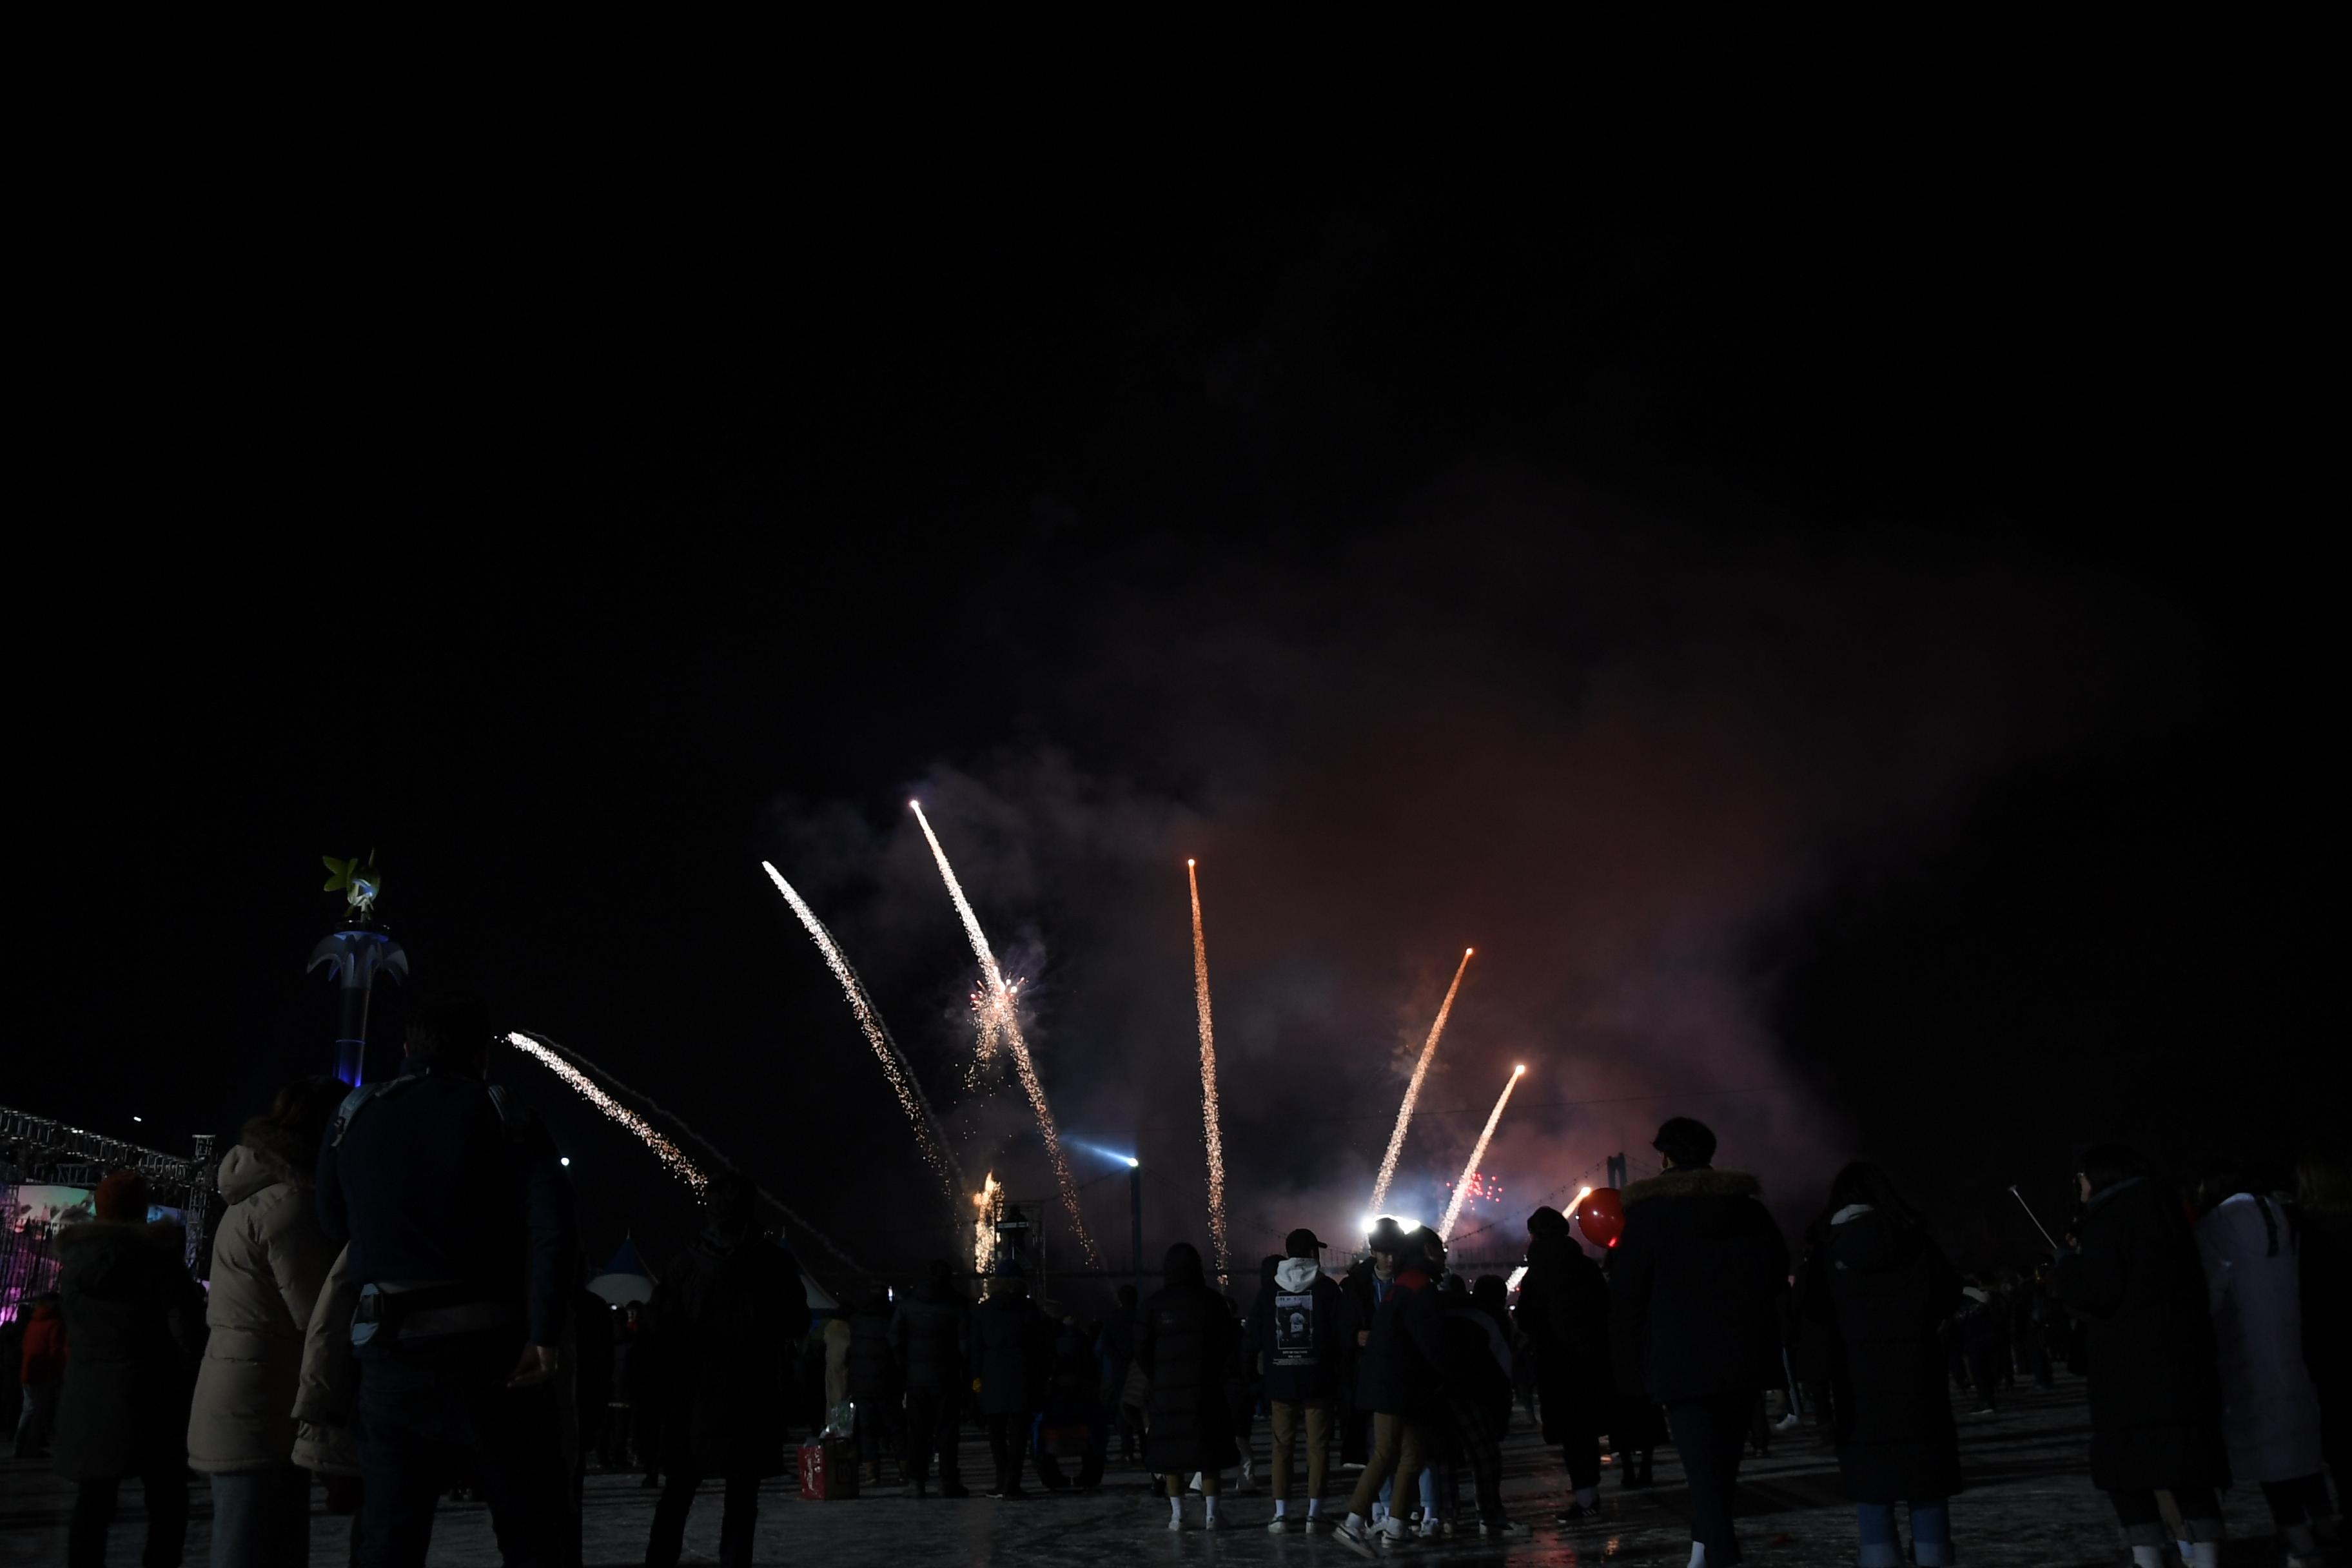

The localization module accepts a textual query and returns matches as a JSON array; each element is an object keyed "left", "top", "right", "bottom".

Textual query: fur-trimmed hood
[{"left": 1622, "top": 1168, "right": 1762, "bottom": 1207}]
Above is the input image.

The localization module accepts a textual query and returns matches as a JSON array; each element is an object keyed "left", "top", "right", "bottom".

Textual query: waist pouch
[{"left": 353, "top": 1282, "right": 524, "bottom": 1348}]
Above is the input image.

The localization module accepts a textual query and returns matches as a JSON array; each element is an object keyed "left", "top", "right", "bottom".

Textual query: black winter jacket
[
  {"left": 1135, "top": 1282, "right": 1240, "bottom": 1473},
  {"left": 847, "top": 1298, "right": 899, "bottom": 1402},
  {"left": 1609, "top": 1168, "right": 1789, "bottom": 1402},
  {"left": 970, "top": 1289, "right": 1051, "bottom": 1417},
  {"left": 889, "top": 1291, "right": 968, "bottom": 1395},
  {"left": 2052, "top": 1177, "right": 2229, "bottom": 1491},
  {"left": 645, "top": 1228, "right": 808, "bottom": 1478},
  {"left": 52, "top": 1222, "right": 206, "bottom": 1482},
  {"left": 1814, "top": 1205, "right": 1963, "bottom": 1503},
  {"left": 1515, "top": 1233, "right": 1612, "bottom": 1442},
  {"left": 1251, "top": 1260, "right": 1348, "bottom": 1404},
  {"left": 1356, "top": 1266, "right": 1446, "bottom": 1418}
]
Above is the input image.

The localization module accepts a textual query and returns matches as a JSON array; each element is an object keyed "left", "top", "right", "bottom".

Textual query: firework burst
[
  {"left": 1368, "top": 947, "right": 1475, "bottom": 1213},
  {"left": 761, "top": 861, "right": 964, "bottom": 1199},
  {"left": 1186, "top": 859, "right": 1230, "bottom": 1278},
  {"left": 1438, "top": 1063, "right": 1526, "bottom": 1240},
  {"left": 910, "top": 800, "right": 1100, "bottom": 1266}
]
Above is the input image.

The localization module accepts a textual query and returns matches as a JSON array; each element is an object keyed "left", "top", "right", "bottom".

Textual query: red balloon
[{"left": 1576, "top": 1187, "right": 1625, "bottom": 1248}]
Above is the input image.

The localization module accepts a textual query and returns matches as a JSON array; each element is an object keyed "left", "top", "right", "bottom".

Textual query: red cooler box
[{"left": 798, "top": 1438, "right": 859, "bottom": 1500}]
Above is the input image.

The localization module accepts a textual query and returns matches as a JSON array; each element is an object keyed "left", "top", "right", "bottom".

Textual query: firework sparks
[
  {"left": 909, "top": 800, "right": 1100, "bottom": 1266},
  {"left": 1186, "top": 859, "right": 1230, "bottom": 1278},
  {"left": 972, "top": 1170, "right": 1003, "bottom": 1275},
  {"left": 1367, "top": 946, "right": 1475, "bottom": 1213},
  {"left": 1438, "top": 1063, "right": 1527, "bottom": 1240},
  {"left": 761, "top": 861, "right": 964, "bottom": 1199},
  {"left": 500, "top": 1030, "right": 868, "bottom": 1277}
]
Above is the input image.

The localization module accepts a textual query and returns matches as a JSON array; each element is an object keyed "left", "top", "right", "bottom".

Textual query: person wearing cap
[
  {"left": 1335, "top": 1219, "right": 1447, "bottom": 1551},
  {"left": 1610, "top": 1117, "right": 1789, "bottom": 1568},
  {"left": 1253, "top": 1228, "right": 1347, "bottom": 1530}
]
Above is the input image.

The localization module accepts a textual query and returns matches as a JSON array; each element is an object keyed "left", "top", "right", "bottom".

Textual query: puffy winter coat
[
  {"left": 1438, "top": 1298, "right": 1514, "bottom": 1436},
  {"left": 1252, "top": 1259, "right": 1347, "bottom": 1403},
  {"left": 1609, "top": 1168, "right": 1788, "bottom": 1403},
  {"left": 2052, "top": 1176, "right": 2228, "bottom": 1491},
  {"left": 1818, "top": 1204, "right": 1963, "bottom": 1504},
  {"left": 1135, "top": 1280, "right": 1239, "bottom": 1473},
  {"left": 847, "top": 1297, "right": 900, "bottom": 1403},
  {"left": 186, "top": 1137, "right": 339, "bottom": 1473},
  {"left": 290, "top": 1245, "right": 362, "bottom": 1476},
  {"left": 52, "top": 1220, "right": 206, "bottom": 1482},
  {"left": 1515, "top": 1233, "right": 1612, "bottom": 1442},
  {"left": 890, "top": 1289, "right": 969, "bottom": 1395},
  {"left": 2301, "top": 1201, "right": 2352, "bottom": 1460},
  {"left": 646, "top": 1227, "right": 808, "bottom": 1477},
  {"left": 970, "top": 1287, "right": 1051, "bottom": 1417},
  {"left": 1356, "top": 1266, "right": 1446, "bottom": 1418},
  {"left": 2197, "top": 1191, "right": 2325, "bottom": 1482}
]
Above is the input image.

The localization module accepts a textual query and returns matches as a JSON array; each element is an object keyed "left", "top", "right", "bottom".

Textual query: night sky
[{"left": 17, "top": 20, "right": 2335, "bottom": 1289}]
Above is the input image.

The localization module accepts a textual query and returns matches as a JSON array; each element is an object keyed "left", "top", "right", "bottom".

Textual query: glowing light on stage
[
  {"left": 1438, "top": 1064, "right": 1527, "bottom": 1240},
  {"left": 1367, "top": 947, "right": 1475, "bottom": 1214},
  {"left": 762, "top": 861, "right": 963, "bottom": 1197},
  {"left": 1186, "top": 859, "right": 1230, "bottom": 1277},
  {"left": 911, "top": 801, "right": 1100, "bottom": 1266}
]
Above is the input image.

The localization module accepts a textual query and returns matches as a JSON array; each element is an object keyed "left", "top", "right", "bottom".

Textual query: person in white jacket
[
  {"left": 186, "top": 1079, "right": 345, "bottom": 1567},
  {"left": 2196, "top": 1175, "right": 2337, "bottom": 1568}
]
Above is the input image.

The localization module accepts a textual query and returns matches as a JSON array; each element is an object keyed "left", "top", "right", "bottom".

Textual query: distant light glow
[
  {"left": 1367, "top": 948, "right": 1476, "bottom": 1213},
  {"left": 1069, "top": 1139, "right": 1141, "bottom": 1168},
  {"left": 560, "top": 1157, "right": 571, "bottom": 1168},
  {"left": 130, "top": 1115, "right": 142, "bottom": 1123}
]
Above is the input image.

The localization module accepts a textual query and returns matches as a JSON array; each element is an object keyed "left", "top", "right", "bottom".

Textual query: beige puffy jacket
[
  {"left": 185, "top": 1135, "right": 338, "bottom": 1472},
  {"left": 291, "top": 1245, "right": 362, "bottom": 1476}
]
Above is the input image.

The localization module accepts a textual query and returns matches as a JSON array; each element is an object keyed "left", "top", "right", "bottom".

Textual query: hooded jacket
[
  {"left": 290, "top": 1245, "right": 363, "bottom": 1476},
  {"left": 1251, "top": 1258, "right": 1347, "bottom": 1403},
  {"left": 1609, "top": 1166, "right": 1789, "bottom": 1403},
  {"left": 186, "top": 1132, "right": 340, "bottom": 1473},
  {"left": 52, "top": 1218, "right": 206, "bottom": 1482},
  {"left": 2196, "top": 1191, "right": 2321, "bottom": 1483}
]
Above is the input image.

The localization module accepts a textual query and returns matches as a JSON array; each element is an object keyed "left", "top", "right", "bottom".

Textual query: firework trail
[
  {"left": 1367, "top": 947, "right": 1475, "bottom": 1213},
  {"left": 909, "top": 801, "right": 1100, "bottom": 1266},
  {"left": 500, "top": 1029, "right": 869, "bottom": 1277},
  {"left": 1186, "top": 859, "right": 1230, "bottom": 1278},
  {"left": 1438, "top": 1063, "right": 1527, "bottom": 1240},
  {"left": 761, "top": 861, "right": 965, "bottom": 1198},
  {"left": 972, "top": 1170, "right": 1003, "bottom": 1275}
]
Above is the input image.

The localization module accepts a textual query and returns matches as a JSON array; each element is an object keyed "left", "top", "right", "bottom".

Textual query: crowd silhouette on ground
[{"left": 5, "top": 1002, "right": 2346, "bottom": 1568}]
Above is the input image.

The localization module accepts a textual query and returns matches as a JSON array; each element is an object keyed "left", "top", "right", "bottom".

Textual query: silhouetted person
[
  {"left": 847, "top": 1283, "right": 901, "bottom": 1485},
  {"left": 1336, "top": 1220, "right": 1446, "bottom": 1549},
  {"left": 970, "top": 1268, "right": 1050, "bottom": 1498},
  {"left": 1253, "top": 1228, "right": 1346, "bottom": 1530},
  {"left": 1135, "top": 1241, "right": 1240, "bottom": 1529},
  {"left": 1610, "top": 1117, "right": 1788, "bottom": 1568},
  {"left": 890, "top": 1260, "right": 970, "bottom": 1496},
  {"left": 55, "top": 1168, "right": 206, "bottom": 1568},
  {"left": 2298, "top": 1157, "right": 2351, "bottom": 1523},
  {"left": 1516, "top": 1205, "right": 1611, "bottom": 1523},
  {"left": 2051, "top": 1143, "right": 2229, "bottom": 1568},
  {"left": 642, "top": 1177, "right": 807, "bottom": 1568}
]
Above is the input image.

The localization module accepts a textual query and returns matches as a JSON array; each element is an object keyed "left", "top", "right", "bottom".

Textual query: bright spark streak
[
  {"left": 761, "top": 861, "right": 965, "bottom": 1199},
  {"left": 1438, "top": 1064, "right": 1527, "bottom": 1240},
  {"left": 500, "top": 1030, "right": 869, "bottom": 1278},
  {"left": 910, "top": 802, "right": 1100, "bottom": 1266},
  {"left": 1186, "top": 859, "right": 1230, "bottom": 1279},
  {"left": 1367, "top": 946, "right": 1475, "bottom": 1214},
  {"left": 972, "top": 1171, "right": 1003, "bottom": 1276}
]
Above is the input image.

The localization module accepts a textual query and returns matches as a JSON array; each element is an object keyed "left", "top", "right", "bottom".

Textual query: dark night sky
[{"left": 14, "top": 19, "right": 2337, "bottom": 1287}]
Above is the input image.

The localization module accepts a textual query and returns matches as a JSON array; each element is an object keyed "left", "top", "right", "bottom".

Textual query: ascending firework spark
[
  {"left": 968, "top": 977, "right": 1024, "bottom": 1075},
  {"left": 761, "top": 861, "right": 964, "bottom": 1199},
  {"left": 910, "top": 800, "right": 1100, "bottom": 1266},
  {"left": 1438, "top": 1063, "right": 1527, "bottom": 1240},
  {"left": 1368, "top": 947, "right": 1475, "bottom": 1214},
  {"left": 1186, "top": 859, "right": 1230, "bottom": 1279},
  {"left": 500, "top": 1030, "right": 868, "bottom": 1277}
]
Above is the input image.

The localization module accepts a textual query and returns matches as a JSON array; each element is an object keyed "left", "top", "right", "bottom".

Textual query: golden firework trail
[
  {"left": 500, "top": 1029, "right": 869, "bottom": 1277},
  {"left": 761, "top": 861, "right": 965, "bottom": 1199},
  {"left": 1367, "top": 947, "right": 1475, "bottom": 1214},
  {"left": 909, "top": 800, "right": 1101, "bottom": 1266},
  {"left": 1438, "top": 1063, "right": 1527, "bottom": 1240},
  {"left": 1186, "top": 859, "right": 1230, "bottom": 1278},
  {"left": 972, "top": 1170, "right": 1003, "bottom": 1275}
]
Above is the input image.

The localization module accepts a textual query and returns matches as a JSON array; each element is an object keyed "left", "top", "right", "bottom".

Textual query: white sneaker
[
  {"left": 1268, "top": 1514, "right": 1293, "bottom": 1534},
  {"left": 1335, "top": 1515, "right": 1377, "bottom": 1557},
  {"left": 1418, "top": 1516, "right": 1446, "bottom": 1540},
  {"left": 1378, "top": 1517, "right": 1411, "bottom": 1547},
  {"left": 1202, "top": 1513, "right": 1222, "bottom": 1532},
  {"left": 1772, "top": 1412, "right": 1799, "bottom": 1431},
  {"left": 1167, "top": 1514, "right": 1185, "bottom": 1532}
]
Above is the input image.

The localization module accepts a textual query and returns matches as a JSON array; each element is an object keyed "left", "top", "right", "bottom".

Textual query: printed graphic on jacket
[{"left": 1273, "top": 1292, "right": 1319, "bottom": 1366}]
